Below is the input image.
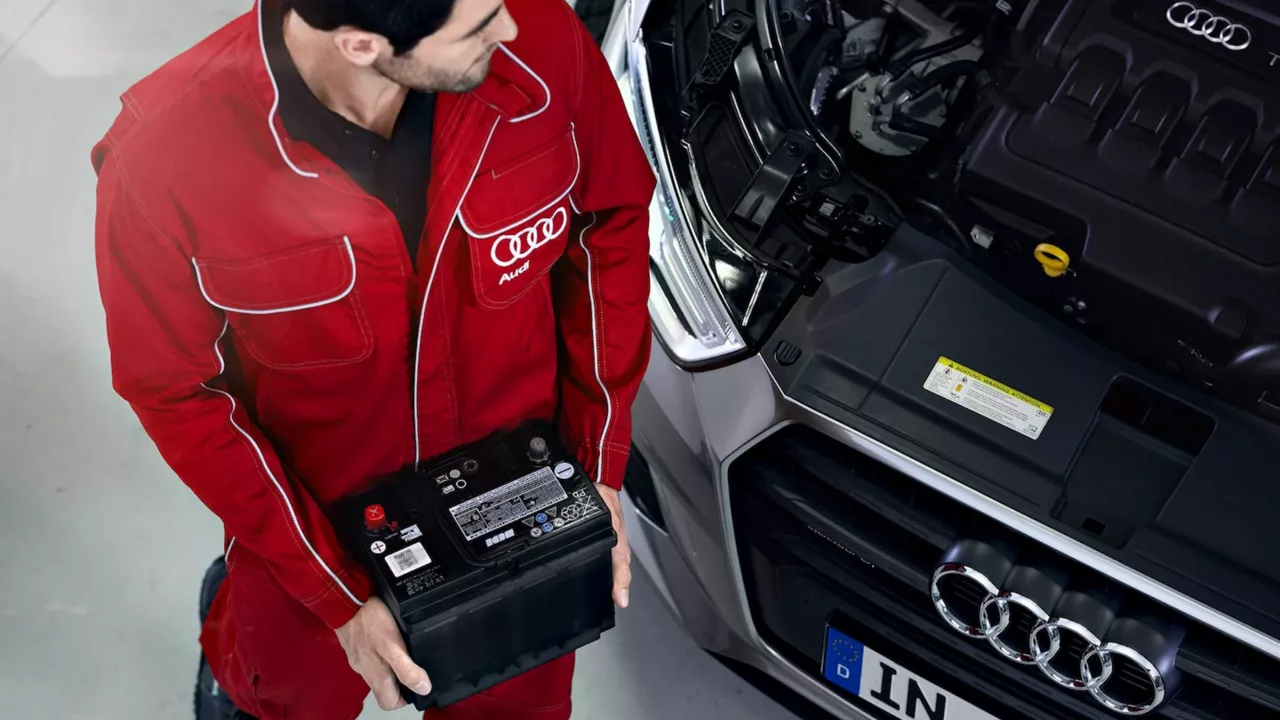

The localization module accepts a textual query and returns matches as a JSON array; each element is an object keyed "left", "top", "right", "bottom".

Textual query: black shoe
[{"left": 194, "top": 556, "right": 256, "bottom": 720}]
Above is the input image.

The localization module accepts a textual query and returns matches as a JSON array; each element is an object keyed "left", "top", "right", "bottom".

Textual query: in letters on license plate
[{"left": 822, "top": 627, "right": 999, "bottom": 720}]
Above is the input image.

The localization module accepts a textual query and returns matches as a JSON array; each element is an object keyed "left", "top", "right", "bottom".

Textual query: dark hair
[{"left": 284, "top": 0, "right": 459, "bottom": 55}]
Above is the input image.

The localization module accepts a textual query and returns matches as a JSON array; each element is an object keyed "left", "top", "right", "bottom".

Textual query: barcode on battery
[{"left": 385, "top": 543, "right": 431, "bottom": 578}]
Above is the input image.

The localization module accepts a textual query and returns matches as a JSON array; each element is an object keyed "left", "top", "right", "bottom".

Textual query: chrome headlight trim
[{"left": 618, "top": 5, "right": 747, "bottom": 367}]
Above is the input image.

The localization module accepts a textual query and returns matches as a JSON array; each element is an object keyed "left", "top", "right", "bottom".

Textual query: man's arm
[
  {"left": 94, "top": 151, "right": 371, "bottom": 631},
  {"left": 555, "top": 10, "right": 657, "bottom": 493}
]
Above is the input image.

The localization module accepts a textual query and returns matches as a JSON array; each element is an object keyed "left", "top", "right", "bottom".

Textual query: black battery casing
[{"left": 334, "top": 420, "right": 617, "bottom": 710}]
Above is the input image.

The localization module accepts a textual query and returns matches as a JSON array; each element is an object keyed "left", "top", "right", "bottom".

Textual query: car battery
[{"left": 334, "top": 420, "right": 617, "bottom": 710}]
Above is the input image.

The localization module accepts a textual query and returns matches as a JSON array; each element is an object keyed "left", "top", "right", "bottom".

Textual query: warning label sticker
[
  {"left": 448, "top": 467, "right": 567, "bottom": 542},
  {"left": 923, "top": 357, "right": 1054, "bottom": 440}
]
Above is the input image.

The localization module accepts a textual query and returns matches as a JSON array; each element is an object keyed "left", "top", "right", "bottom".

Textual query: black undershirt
[{"left": 263, "top": 2, "right": 435, "bottom": 264}]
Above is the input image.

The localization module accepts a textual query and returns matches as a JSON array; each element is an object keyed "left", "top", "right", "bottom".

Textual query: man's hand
[
  {"left": 334, "top": 596, "right": 431, "bottom": 711},
  {"left": 595, "top": 485, "right": 632, "bottom": 609}
]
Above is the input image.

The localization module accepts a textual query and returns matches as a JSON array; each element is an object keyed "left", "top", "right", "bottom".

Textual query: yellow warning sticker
[{"left": 923, "top": 357, "right": 1054, "bottom": 440}]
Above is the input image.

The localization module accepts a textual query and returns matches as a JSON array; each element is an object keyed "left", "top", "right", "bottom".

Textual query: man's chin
[
  {"left": 452, "top": 60, "right": 492, "bottom": 93},
  {"left": 404, "top": 56, "right": 492, "bottom": 94}
]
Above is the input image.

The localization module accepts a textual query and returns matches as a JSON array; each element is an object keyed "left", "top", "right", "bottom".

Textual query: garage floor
[{"left": 0, "top": 1, "right": 796, "bottom": 718}]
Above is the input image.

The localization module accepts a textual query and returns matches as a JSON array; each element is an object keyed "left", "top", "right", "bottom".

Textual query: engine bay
[
  {"left": 806, "top": 0, "right": 1280, "bottom": 421},
  {"left": 665, "top": 0, "right": 1280, "bottom": 421},
  {"left": 633, "top": 0, "right": 1280, "bottom": 671}
]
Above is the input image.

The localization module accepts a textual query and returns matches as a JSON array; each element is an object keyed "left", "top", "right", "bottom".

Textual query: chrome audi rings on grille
[
  {"left": 931, "top": 563, "right": 1166, "bottom": 715},
  {"left": 1167, "top": 2, "right": 1252, "bottom": 51}
]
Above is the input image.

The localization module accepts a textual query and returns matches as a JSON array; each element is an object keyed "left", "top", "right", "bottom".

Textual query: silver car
[{"left": 603, "top": 0, "right": 1280, "bottom": 718}]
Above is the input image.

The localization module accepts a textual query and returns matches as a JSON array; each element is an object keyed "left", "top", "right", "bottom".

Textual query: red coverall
[{"left": 90, "top": 0, "right": 655, "bottom": 717}]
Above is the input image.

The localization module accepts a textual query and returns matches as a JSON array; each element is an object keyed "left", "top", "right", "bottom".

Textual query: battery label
[
  {"left": 923, "top": 356, "right": 1054, "bottom": 440},
  {"left": 449, "top": 467, "right": 567, "bottom": 542},
  {"left": 386, "top": 543, "right": 431, "bottom": 578}
]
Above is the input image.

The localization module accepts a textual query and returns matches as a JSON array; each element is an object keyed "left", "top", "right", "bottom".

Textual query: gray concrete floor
[{"left": 0, "top": 1, "right": 798, "bottom": 718}]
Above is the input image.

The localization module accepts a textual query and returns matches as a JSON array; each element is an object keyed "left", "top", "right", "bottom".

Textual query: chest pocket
[
  {"left": 457, "top": 127, "right": 581, "bottom": 309},
  {"left": 193, "top": 237, "right": 373, "bottom": 369}
]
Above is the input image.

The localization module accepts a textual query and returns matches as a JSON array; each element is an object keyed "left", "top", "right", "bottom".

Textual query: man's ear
[{"left": 333, "top": 28, "right": 386, "bottom": 67}]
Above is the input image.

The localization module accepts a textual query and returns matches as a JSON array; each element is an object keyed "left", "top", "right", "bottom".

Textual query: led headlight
[{"left": 616, "top": 12, "right": 747, "bottom": 367}]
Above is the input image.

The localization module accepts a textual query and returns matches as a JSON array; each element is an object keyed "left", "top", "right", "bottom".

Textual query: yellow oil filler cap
[{"left": 1034, "top": 243, "right": 1071, "bottom": 278}]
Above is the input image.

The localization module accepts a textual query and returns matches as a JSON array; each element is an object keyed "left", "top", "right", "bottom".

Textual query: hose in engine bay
[
  {"left": 897, "top": 59, "right": 982, "bottom": 100},
  {"left": 884, "top": 1, "right": 1000, "bottom": 78}
]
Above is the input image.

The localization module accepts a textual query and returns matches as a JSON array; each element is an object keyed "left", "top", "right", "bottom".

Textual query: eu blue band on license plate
[
  {"left": 821, "top": 625, "right": 1001, "bottom": 720},
  {"left": 823, "top": 626, "right": 868, "bottom": 696}
]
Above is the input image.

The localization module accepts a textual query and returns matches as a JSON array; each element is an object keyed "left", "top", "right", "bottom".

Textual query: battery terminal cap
[
  {"left": 364, "top": 504, "right": 388, "bottom": 533},
  {"left": 528, "top": 437, "right": 550, "bottom": 464}
]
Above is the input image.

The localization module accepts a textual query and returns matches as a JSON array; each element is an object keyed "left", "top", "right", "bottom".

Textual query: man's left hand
[{"left": 595, "top": 485, "right": 632, "bottom": 609}]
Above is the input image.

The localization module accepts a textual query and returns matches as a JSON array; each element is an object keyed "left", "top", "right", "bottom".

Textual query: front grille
[
  {"left": 727, "top": 425, "right": 1280, "bottom": 719},
  {"left": 942, "top": 574, "right": 988, "bottom": 618},
  {"left": 1006, "top": 605, "right": 1042, "bottom": 656},
  {"left": 1110, "top": 655, "right": 1161, "bottom": 709},
  {"left": 1051, "top": 632, "right": 1093, "bottom": 683}
]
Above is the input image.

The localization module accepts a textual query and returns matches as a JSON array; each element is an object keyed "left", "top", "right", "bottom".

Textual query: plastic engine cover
[{"left": 958, "top": 0, "right": 1280, "bottom": 415}]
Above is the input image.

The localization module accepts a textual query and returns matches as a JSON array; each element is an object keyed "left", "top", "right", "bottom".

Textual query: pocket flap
[
  {"left": 458, "top": 128, "right": 581, "bottom": 238},
  {"left": 193, "top": 237, "right": 356, "bottom": 314}
]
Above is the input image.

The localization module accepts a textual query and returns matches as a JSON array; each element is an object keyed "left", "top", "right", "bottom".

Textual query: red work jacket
[{"left": 92, "top": 0, "right": 655, "bottom": 632}]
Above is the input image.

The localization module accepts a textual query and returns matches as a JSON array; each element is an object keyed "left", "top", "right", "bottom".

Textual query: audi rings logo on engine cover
[
  {"left": 931, "top": 563, "right": 1167, "bottom": 715},
  {"left": 490, "top": 206, "right": 569, "bottom": 268},
  {"left": 1167, "top": 2, "right": 1252, "bottom": 51}
]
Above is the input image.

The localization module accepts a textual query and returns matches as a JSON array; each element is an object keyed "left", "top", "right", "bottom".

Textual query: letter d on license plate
[{"left": 822, "top": 627, "right": 999, "bottom": 720}]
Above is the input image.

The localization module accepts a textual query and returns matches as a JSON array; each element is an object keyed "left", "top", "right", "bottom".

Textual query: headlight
[{"left": 616, "top": 9, "right": 747, "bottom": 368}]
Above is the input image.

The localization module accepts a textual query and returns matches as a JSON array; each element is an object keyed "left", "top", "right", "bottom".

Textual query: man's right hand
[{"left": 334, "top": 596, "right": 432, "bottom": 710}]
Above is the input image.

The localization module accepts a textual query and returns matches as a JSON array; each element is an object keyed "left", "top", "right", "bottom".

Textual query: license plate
[{"left": 822, "top": 627, "right": 999, "bottom": 720}]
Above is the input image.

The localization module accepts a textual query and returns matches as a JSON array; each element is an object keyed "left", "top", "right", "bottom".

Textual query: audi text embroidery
[{"left": 499, "top": 260, "right": 531, "bottom": 285}]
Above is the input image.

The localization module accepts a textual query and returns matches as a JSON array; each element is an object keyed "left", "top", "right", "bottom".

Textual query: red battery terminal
[{"left": 364, "top": 504, "right": 387, "bottom": 533}]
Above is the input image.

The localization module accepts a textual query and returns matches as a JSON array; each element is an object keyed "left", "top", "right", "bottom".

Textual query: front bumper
[
  {"left": 627, "top": 341, "right": 886, "bottom": 720},
  {"left": 627, "top": 335, "right": 1280, "bottom": 720}
]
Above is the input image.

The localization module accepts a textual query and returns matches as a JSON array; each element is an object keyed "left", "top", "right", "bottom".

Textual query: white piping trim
[
  {"left": 257, "top": 0, "right": 318, "bottom": 179},
  {"left": 576, "top": 211, "right": 614, "bottom": 484},
  {"left": 414, "top": 118, "right": 503, "bottom": 468},
  {"left": 225, "top": 537, "right": 237, "bottom": 562},
  {"left": 192, "top": 237, "right": 357, "bottom": 315},
  {"left": 496, "top": 45, "right": 551, "bottom": 123},
  {"left": 203, "top": 321, "right": 362, "bottom": 608},
  {"left": 456, "top": 127, "right": 582, "bottom": 239}
]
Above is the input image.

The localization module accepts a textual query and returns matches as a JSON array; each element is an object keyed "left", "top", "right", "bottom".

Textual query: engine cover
[{"left": 959, "top": 0, "right": 1280, "bottom": 411}]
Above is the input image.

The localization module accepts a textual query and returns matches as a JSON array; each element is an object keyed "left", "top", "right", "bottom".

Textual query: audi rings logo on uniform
[
  {"left": 930, "top": 563, "right": 1168, "bottom": 715},
  {"left": 491, "top": 206, "right": 569, "bottom": 284},
  {"left": 1167, "top": 1, "right": 1252, "bottom": 50}
]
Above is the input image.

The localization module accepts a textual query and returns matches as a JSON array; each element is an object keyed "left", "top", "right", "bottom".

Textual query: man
[{"left": 91, "top": 0, "right": 655, "bottom": 718}]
